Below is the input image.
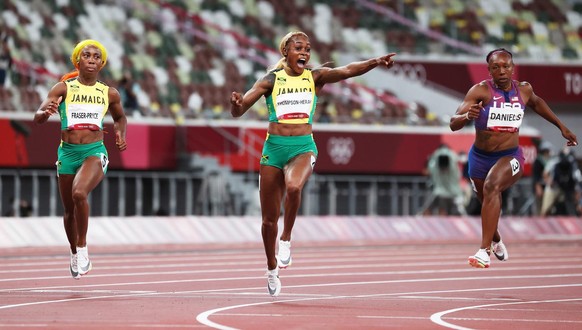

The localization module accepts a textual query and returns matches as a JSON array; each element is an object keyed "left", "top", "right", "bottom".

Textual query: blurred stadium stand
[
  {"left": 1, "top": 0, "right": 581, "bottom": 217},
  {"left": 1, "top": 0, "right": 580, "bottom": 124}
]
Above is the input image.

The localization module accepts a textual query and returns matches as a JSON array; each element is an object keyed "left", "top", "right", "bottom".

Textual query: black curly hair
[{"left": 486, "top": 48, "right": 513, "bottom": 63}]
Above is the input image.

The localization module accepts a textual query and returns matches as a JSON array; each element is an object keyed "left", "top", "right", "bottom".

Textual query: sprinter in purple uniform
[{"left": 450, "top": 48, "right": 577, "bottom": 268}]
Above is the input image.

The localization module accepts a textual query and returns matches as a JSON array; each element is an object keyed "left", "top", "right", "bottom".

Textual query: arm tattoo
[{"left": 262, "top": 72, "right": 275, "bottom": 96}]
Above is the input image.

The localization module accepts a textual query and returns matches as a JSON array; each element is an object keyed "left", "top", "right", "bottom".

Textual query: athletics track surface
[{"left": 1, "top": 239, "right": 582, "bottom": 330}]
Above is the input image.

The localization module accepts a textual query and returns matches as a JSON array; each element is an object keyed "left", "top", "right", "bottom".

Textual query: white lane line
[
  {"left": 218, "top": 313, "right": 429, "bottom": 321},
  {"left": 430, "top": 298, "right": 582, "bottom": 330},
  {"left": 195, "top": 283, "right": 582, "bottom": 329},
  {"left": 195, "top": 298, "right": 330, "bottom": 330},
  {"left": 217, "top": 313, "right": 285, "bottom": 317},
  {"left": 0, "top": 291, "right": 156, "bottom": 310},
  {"left": 2, "top": 272, "right": 582, "bottom": 294},
  {"left": 28, "top": 289, "right": 156, "bottom": 294},
  {"left": 357, "top": 316, "right": 427, "bottom": 320},
  {"left": 362, "top": 316, "right": 582, "bottom": 324},
  {"left": 0, "top": 250, "right": 466, "bottom": 267},
  {"left": 1, "top": 276, "right": 580, "bottom": 329},
  {"left": 1, "top": 251, "right": 580, "bottom": 268},
  {"left": 0, "top": 324, "right": 204, "bottom": 328},
  {"left": 1, "top": 262, "right": 581, "bottom": 288},
  {"left": 0, "top": 255, "right": 526, "bottom": 272},
  {"left": 398, "top": 295, "right": 520, "bottom": 301},
  {"left": 446, "top": 317, "right": 582, "bottom": 324},
  {"left": 479, "top": 307, "right": 576, "bottom": 312},
  {"left": 0, "top": 324, "right": 52, "bottom": 327}
]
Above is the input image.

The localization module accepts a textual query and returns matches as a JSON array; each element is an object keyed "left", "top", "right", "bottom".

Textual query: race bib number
[
  {"left": 100, "top": 153, "right": 109, "bottom": 173},
  {"left": 275, "top": 92, "right": 313, "bottom": 120},
  {"left": 487, "top": 102, "right": 523, "bottom": 132},
  {"left": 67, "top": 104, "right": 104, "bottom": 130},
  {"left": 510, "top": 158, "right": 520, "bottom": 176}
]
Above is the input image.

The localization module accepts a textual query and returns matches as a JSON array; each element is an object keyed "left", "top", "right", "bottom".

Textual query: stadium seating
[{"left": 0, "top": 0, "right": 580, "bottom": 125}]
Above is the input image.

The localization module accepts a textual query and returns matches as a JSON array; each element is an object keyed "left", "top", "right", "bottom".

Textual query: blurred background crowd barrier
[{"left": 1, "top": 0, "right": 581, "bottom": 218}]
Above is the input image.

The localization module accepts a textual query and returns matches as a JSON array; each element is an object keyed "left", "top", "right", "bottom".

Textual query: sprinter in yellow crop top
[
  {"left": 230, "top": 31, "right": 396, "bottom": 296},
  {"left": 34, "top": 39, "right": 127, "bottom": 280}
]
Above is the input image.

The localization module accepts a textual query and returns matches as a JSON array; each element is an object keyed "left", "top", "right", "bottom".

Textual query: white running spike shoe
[
  {"left": 266, "top": 268, "right": 281, "bottom": 297},
  {"left": 70, "top": 252, "right": 80, "bottom": 279},
  {"left": 76, "top": 246, "right": 92, "bottom": 276},
  {"left": 491, "top": 240, "right": 509, "bottom": 261},
  {"left": 468, "top": 248, "right": 490, "bottom": 268},
  {"left": 277, "top": 240, "right": 292, "bottom": 269}
]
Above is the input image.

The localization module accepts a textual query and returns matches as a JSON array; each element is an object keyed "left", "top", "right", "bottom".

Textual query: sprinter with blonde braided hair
[
  {"left": 34, "top": 39, "right": 127, "bottom": 279},
  {"left": 230, "top": 31, "right": 396, "bottom": 296}
]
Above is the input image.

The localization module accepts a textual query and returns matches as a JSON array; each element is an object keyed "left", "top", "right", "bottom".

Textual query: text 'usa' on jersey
[{"left": 475, "top": 79, "right": 525, "bottom": 133}]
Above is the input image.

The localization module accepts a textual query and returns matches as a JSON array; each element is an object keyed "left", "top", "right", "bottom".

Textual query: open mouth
[{"left": 297, "top": 59, "right": 306, "bottom": 67}]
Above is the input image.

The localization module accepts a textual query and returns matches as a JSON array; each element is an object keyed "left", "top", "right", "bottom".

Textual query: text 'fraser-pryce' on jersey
[
  {"left": 265, "top": 68, "right": 317, "bottom": 124},
  {"left": 475, "top": 79, "right": 525, "bottom": 133},
  {"left": 59, "top": 78, "right": 109, "bottom": 131}
]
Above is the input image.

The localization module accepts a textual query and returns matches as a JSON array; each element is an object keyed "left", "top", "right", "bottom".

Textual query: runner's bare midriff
[
  {"left": 61, "top": 130, "right": 104, "bottom": 144},
  {"left": 474, "top": 130, "right": 519, "bottom": 152},
  {"left": 268, "top": 122, "right": 312, "bottom": 136}
]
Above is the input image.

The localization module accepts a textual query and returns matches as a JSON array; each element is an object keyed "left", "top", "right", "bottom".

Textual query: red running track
[{"left": 1, "top": 240, "right": 582, "bottom": 329}]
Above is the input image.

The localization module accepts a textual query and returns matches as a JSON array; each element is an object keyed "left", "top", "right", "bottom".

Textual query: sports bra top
[
  {"left": 59, "top": 78, "right": 109, "bottom": 131},
  {"left": 474, "top": 79, "right": 525, "bottom": 133},
  {"left": 265, "top": 68, "right": 317, "bottom": 124}
]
